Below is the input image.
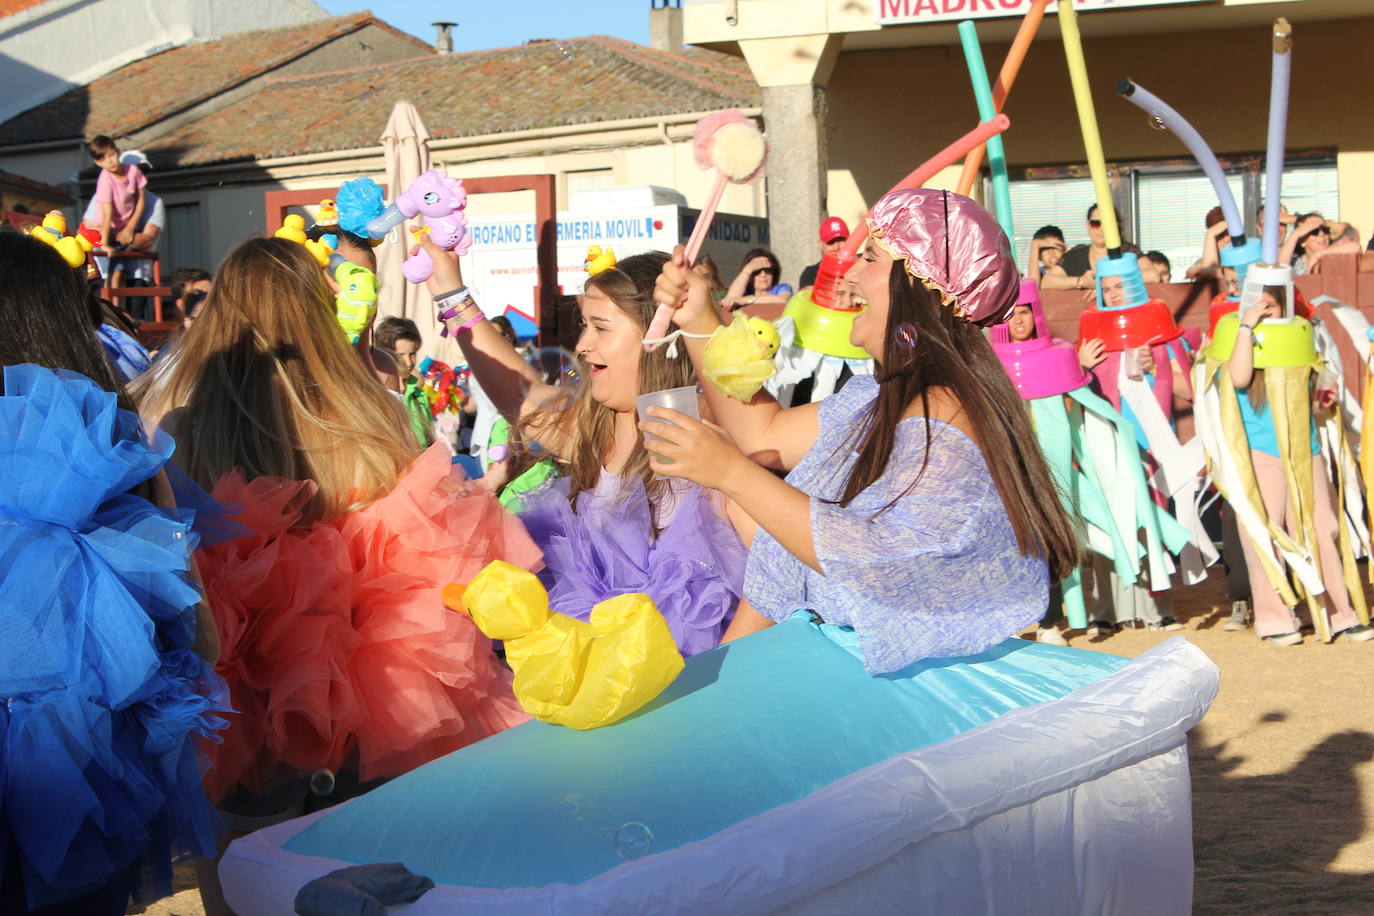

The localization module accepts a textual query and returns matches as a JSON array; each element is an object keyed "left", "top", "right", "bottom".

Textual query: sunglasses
[{"left": 1088, "top": 219, "right": 1103, "bottom": 228}]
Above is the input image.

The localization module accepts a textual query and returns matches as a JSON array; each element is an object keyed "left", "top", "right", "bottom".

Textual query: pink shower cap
[{"left": 866, "top": 188, "right": 1019, "bottom": 327}]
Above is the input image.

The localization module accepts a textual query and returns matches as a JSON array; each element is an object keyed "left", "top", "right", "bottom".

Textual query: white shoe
[{"left": 1036, "top": 626, "right": 1068, "bottom": 646}]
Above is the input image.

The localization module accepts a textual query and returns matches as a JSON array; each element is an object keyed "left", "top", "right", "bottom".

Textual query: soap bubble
[
  {"left": 614, "top": 822, "right": 654, "bottom": 860},
  {"left": 309, "top": 768, "right": 336, "bottom": 797},
  {"left": 529, "top": 347, "right": 581, "bottom": 387},
  {"left": 894, "top": 322, "right": 919, "bottom": 350},
  {"left": 1148, "top": 112, "right": 1169, "bottom": 131}
]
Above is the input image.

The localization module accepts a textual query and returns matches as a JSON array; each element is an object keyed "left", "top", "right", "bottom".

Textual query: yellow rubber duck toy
[
  {"left": 30, "top": 210, "right": 93, "bottom": 268},
  {"left": 701, "top": 314, "right": 782, "bottom": 401},
  {"left": 584, "top": 245, "right": 617, "bottom": 276},
  {"left": 444, "top": 561, "right": 684, "bottom": 730},
  {"left": 315, "top": 198, "right": 339, "bottom": 229},
  {"left": 274, "top": 214, "right": 335, "bottom": 267}
]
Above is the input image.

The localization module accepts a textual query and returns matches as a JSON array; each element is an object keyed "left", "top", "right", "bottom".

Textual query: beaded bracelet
[{"left": 436, "top": 287, "right": 483, "bottom": 338}]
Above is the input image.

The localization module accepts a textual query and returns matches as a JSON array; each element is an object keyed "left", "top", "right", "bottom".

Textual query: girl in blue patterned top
[{"left": 644, "top": 189, "right": 1080, "bottom": 674}]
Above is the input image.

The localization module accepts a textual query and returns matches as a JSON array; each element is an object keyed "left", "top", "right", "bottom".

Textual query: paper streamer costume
[
  {"left": 992, "top": 282, "right": 1193, "bottom": 629},
  {"left": 445, "top": 561, "right": 683, "bottom": 730},
  {"left": 1057, "top": 0, "right": 1214, "bottom": 583}
]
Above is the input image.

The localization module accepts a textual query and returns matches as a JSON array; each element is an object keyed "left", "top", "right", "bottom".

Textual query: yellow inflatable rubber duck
[
  {"left": 445, "top": 561, "right": 684, "bottom": 730},
  {"left": 584, "top": 245, "right": 617, "bottom": 276},
  {"left": 275, "top": 214, "right": 335, "bottom": 266},
  {"left": 30, "top": 209, "right": 93, "bottom": 268},
  {"left": 274, "top": 213, "right": 309, "bottom": 244},
  {"left": 701, "top": 314, "right": 782, "bottom": 401}
]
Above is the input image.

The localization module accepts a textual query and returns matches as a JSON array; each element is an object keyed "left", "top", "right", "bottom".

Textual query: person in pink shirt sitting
[{"left": 85, "top": 134, "right": 147, "bottom": 296}]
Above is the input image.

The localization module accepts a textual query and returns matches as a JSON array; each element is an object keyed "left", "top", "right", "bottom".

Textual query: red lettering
[
  {"left": 879, "top": 0, "right": 908, "bottom": 16},
  {"left": 913, "top": 0, "right": 939, "bottom": 14},
  {"left": 970, "top": 0, "right": 997, "bottom": 11},
  {"left": 1002, "top": 0, "right": 1022, "bottom": 9},
  {"left": 940, "top": 0, "right": 964, "bottom": 14}
]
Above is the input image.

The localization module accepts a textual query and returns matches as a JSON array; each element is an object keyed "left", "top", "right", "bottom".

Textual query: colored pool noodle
[
  {"left": 1263, "top": 19, "right": 1292, "bottom": 265},
  {"left": 955, "top": 0, "right": 1051, "bottom": 198},
  {"left": 841, "top": 114, "right": 1012, "bottom": 260},
  {"left": 1116, "top": 79, "right": 1245, "bottom": 245},
  {"left": 1056, "top": 0, "right": 1122, "bottom": 257},
  {"left": 958, "top": 20, "right": 1014, "bottom": 239}
]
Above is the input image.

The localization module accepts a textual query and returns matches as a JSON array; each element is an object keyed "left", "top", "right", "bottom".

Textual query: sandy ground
[{"left": 130, "top": 573, "right": 1374, "bottom": 915}]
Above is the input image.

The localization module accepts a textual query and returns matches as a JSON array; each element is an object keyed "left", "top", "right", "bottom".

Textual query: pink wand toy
[{"left": 644, "top": 109, "right": 767, "bottom": 351}]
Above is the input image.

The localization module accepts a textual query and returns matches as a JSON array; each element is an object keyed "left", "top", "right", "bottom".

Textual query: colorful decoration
[
  {"left": 644, "top": 109, "right": 768, "bottom": 351},
  {"left": 333, "top": 260, "right": 378, "bottom": 344},
  {"left": 701, "top": 315, "right": 782, "bottom": 401},
  {"left": 365, "top": 171, "right": 472, "bottom": 284},
  {"left": 445, "top": 561, "right": 683, "bottom": 730},
  {"left": 30, "top": 209, "right": 92, "bottom": 268},
  {"left": 584, "top": 245, "right": 617, "bottom": 276}
]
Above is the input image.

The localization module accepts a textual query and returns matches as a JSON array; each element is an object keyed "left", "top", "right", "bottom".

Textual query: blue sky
[{"left": 318, "top": 1, "right": 651, "bottom": 52}]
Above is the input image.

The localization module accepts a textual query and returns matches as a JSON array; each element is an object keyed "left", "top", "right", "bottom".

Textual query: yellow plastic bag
[
  {"left": 702, "top": 315, "right": 781, "bottom": 401},
  {"left": 445, "top": 561, "right": 684, "bottom": 730}
]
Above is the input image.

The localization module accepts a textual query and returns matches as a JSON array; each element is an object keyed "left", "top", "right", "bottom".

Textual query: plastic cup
[{"left": 635, "top": 385, "right": 700, "bottom": 467}]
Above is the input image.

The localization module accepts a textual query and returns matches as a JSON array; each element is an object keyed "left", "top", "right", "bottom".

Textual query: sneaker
[
  {"left": 1085, "top": 619, "right": 1116, "bottom": 637},
  {"left": 1340, "top": 624, "right": 1374, "bottom": 643},
  {"left": 1223, "top": 601, "right": 1251, "bottom": 632},
  {"left": 1146, "top": 617, "right": 1185, "bottom": 632},
  {"left": 1263, "top": 631, "right": 1303, "bottom": 646},
  {"left": 1036, "top": 626, "right": 1068, "bottom": 646}
]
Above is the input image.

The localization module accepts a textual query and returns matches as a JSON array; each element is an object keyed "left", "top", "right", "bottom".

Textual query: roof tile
[
  {"left": 0, "top": 13, "right": 427, "bottom": 146},
  {"left": 142, "top": 37, "right": 760, "bottom": 168}
]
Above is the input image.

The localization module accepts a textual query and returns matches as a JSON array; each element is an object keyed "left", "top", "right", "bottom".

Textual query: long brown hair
[
  {"left": 835, "top": 263, "right": 1080, "bottom": 580},
  {"left": 520, "top": 251, "right": 694, "bottom": 509},
  {"left": 135, "top": 237, "right": 417, "bottom": 523}
]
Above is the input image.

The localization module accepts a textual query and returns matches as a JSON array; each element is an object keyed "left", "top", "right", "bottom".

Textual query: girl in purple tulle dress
[{"left": 417, "top": 240, "right": 748, "bottom": 655}]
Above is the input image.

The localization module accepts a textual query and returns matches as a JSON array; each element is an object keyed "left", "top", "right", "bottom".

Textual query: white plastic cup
[{"left": 635, "top": 385, "right": 700, "bottom": 466}]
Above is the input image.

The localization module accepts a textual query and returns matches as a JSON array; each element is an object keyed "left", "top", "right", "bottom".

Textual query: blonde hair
[
  {"left": 135, "top": 237, "right": 417, "bottom": 523},
  {"left": 522, "top": 251, "right": 694, "bottom": 509}
]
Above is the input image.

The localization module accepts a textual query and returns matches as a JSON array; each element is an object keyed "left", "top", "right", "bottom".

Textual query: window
[
  {"left": 164, "top": 202, "right": 204, "bottom": 275},
  {"left": 565, "top": 168, "right": 615, "bottom": 198},
  {"left": 1008, "top": 176, "right": 1096, "bottom": 263},
  {"left": 1135, "top": 170, "right": 1245, "bottom": 273}
]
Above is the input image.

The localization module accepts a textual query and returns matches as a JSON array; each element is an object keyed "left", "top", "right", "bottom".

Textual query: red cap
[{"left": 818, "top": 217, "right": 849, "bottom": 243}]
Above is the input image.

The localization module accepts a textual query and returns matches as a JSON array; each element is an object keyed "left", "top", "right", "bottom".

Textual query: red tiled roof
[
  {"left": 142, "top": 36, "right": 761, "bottom": 168},
  {"left": 0, "top": 13, "right": 429, "bottom": 147},
  {"left": 0, "top": 167, "right": 71, "bottom": 200}
]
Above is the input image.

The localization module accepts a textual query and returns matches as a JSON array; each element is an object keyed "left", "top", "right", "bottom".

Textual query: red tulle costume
[{"left": 196, "top": 443, "right": 542, "bottom": 801}]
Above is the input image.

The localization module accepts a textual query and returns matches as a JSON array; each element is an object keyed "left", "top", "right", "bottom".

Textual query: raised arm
[
  {"left": 1227, "top": 296, "right": 1275, "bottom": 389},
  {"left": 418, "top": 237, "right": 569, "bottom": 453},
  {"left": 654, "top": 245, "right": 819, "bottom": 470}
]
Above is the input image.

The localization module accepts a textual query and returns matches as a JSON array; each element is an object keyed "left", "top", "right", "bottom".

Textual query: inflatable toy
[{"left": 218, "top": 617, "right": 1217, "bottom": 914}]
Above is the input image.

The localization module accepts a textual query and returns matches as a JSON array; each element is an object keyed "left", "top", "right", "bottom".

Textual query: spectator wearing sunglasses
[
  {"left": 1040, "top": 204, "right": 1158, "bottom": 291},
  {"left": 1282, "top": 212, "right": 1361, "bottom": 276},
  {"left": 171, "top": 266, "right": 212, "bottom": 328}
]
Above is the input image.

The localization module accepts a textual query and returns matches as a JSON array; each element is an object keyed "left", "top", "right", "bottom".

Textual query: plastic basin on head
[
  {"left": 1208, "top": 295, "right": 1238, "bottom": 336},
  {"left": 1078, "top": 300, "right": 1182, "bottom": 352},
  {"left": 1204, "top": 311, "right": 1316, "bottom": 368},
  {"left": 783, "top": 289, "right": 872, "bottom": 360},
  {"left": 993, "top": 339, "right": 1091, "bottom": 400}
]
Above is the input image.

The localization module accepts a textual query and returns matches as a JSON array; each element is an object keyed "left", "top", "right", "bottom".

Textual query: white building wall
[{"left": 0, "top": 0, "right": 327, "bottom": 124}]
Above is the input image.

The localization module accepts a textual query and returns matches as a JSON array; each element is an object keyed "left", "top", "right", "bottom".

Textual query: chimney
[
  {"left": 432, "top": 21, "right": 456, "bottom": 54},
  {"left": 648, "top": 0, "right": 683, "bottom": 53}
]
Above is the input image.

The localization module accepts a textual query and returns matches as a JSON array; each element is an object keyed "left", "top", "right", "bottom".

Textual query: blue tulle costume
[{"left": 0, "top": 364, "right": 230, "bottom": 909}]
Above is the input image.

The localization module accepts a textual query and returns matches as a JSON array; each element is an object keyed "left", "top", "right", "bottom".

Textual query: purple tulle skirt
[{"left": 516, "top": 475, "right": 746, "bottom": 656}]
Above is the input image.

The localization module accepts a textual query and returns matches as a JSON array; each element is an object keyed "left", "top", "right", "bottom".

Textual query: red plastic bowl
[{"left": 1078, "top": 300, "right": 1181, "bottom": 352}]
